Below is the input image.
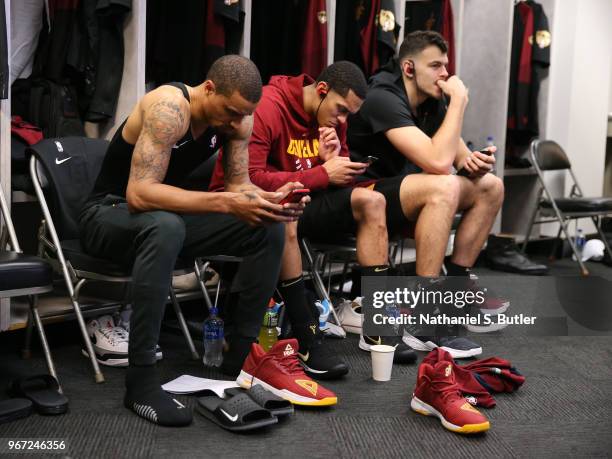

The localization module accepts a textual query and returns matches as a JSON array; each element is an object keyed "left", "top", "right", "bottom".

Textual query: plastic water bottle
[
  {"left": 575, "top": 229, "right": 586, "bottom": 261},
  {"left": 486, "top": 136, "right": 495, "bottom": 148},
  {"left": 384, "top": 302, "right": 401, "bottom": 336},
  {"left": 258, "top": 302, "right": 279, "bottom": 352},
  {"left": 203, "top": 307, "right": 224, "bottom": 367}
]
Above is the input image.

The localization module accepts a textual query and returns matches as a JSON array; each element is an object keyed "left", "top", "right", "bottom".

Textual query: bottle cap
[{"left": 210, "top": 307, "right": 218, "bottom": 315}]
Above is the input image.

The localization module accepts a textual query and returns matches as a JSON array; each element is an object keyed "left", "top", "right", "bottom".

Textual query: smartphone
[
  {"left": 365, "top": 155, "right": 380, "bottom": 165},
  {"left": 280, "top": 188, "right": 310, "bottom": 205},
  {"left": 457, "top": 148, "right": 494, "bottom": 176}
]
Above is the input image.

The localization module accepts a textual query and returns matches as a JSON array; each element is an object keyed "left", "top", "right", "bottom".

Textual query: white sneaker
[
  {"left": 320, "top": 321, "right": 347, "bottom": 339},
  {"left": 315, "top": 299, "right": 346, "bottom": 339},
  {"left": 82, "top": 315, "right": 129, "bottom": 367},
  {"left": 113, "top": 310, "right": 163, "bottom": 361},
  {"left": 172, "top": 268, "right": 219, "bottom": 291},
  {"left": 337, "top": 297, "right": 363, "bottom": 334}
]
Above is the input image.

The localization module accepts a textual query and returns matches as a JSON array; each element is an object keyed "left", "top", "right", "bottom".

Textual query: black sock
[
  {"left": 125, "top": 365, "right": 192, "bottom": 427},
  {"left": 361, "top": 265, "right": 390, "bottom": 277},
  {"left": 278, "top": 276, "right": 318, "bottom": 352},
  {"left": 446, "top": 261, "right": 470, "bottom": 277}
]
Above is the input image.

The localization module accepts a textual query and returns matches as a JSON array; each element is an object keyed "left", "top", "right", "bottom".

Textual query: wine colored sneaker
[
  {"left": 411, "top": 360, "right": 490, "bottom": 434},
  {"left": 236, "top": 339, "right": 337, "bottom": 406}
]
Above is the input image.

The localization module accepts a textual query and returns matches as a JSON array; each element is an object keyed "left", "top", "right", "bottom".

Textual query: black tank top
[{"left": 86, "top": 82, "right": 222, "bottom": 206}]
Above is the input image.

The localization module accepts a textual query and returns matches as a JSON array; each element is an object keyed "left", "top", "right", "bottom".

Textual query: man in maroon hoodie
[{"left": 210, "top": 62, "right": 422, "bottom": 378}]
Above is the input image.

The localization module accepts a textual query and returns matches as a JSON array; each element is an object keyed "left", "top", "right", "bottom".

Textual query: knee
[
  {"left": 251, "top": 222, "right": 285, "bottom": 254},
  {"left": 428, "top": 175, "right": 461, "bottom": 209},
  {"left": 137, "top": 212, "right": 185, "bottom": 259},
  {"left": 478, "top": 174, "right": 505, "bottom": 206},
  {"left": 352, "top": 189, "right": 387, "bottom": 221}
]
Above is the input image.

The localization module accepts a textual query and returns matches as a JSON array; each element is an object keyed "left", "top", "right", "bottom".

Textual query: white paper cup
[{"left": 370, "top": 344, "right": 395, "bottom": 381}]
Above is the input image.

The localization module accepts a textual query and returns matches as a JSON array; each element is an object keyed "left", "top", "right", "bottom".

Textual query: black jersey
[{"left": 86, "top": 82, "right": 222, "bottom": 206}]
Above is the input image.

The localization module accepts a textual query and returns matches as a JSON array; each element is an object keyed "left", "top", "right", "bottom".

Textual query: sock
[
  {"left": 125, "top": 365, "right": 192, "bottom": 427},
  {"left": 220, "top": 335, "right": 254, "bottom": 377},
  {"left": 278, "top": 276, "right": 318, "bottom": 352},
  {"left": 361, "top": 265, "right": 390, "bottom": 277},
  {"left": 446, "top": 261, "right": 470, "bottom": 277}
]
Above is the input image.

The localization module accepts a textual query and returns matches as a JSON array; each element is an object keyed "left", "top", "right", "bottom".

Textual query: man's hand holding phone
[
  {"left": 457, "top": 146, "right": 496, "bottom": 178},
  {"left": 274, "top": 182, "right": 310, "bottom": 218}
]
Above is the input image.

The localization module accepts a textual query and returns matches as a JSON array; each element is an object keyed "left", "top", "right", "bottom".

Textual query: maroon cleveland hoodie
[{"left": 208, "top": 74, "right": 350, "bottom": 192}]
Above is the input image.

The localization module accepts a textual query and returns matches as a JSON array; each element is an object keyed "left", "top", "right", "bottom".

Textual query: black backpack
[{"left": 12, "top": 78, "right": 85, "bottom": 138}]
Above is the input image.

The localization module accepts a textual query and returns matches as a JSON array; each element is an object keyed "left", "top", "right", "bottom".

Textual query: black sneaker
[
  {"left": 358, "top": 333, "right": 417, "bottom": 364},
  {"left": 402, "top": 332, "right": 482, "bottom": 359},
  {"left": 297, "top": 336, "right": 349, "bottom": 380}
]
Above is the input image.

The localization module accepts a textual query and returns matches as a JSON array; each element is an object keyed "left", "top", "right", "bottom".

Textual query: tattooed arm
[
  {"left": 125, "top": 87, "right": 298, "bottom": 224},
  {"left": 222, "top": 115, "right": 257, "bottom": 193}
]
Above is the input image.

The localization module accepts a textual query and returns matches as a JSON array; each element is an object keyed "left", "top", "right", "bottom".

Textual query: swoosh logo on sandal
[{"left": 220, "top": 408, "right": 238, "bottom": 422}]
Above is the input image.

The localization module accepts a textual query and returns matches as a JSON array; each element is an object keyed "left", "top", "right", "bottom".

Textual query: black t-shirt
[
  {"left": 86, "top": 82, "right": 222, "bottom": 206},
  {"left": 347, "top": 58, "right": 446, "bottom": 179}
]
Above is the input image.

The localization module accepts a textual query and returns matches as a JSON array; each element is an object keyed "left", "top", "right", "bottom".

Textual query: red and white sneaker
[
  {"left": 236, "top": 339, "right": 338, "bottom": 407},
  {"left": 411, "top": 360, "right": 490, "bottom": 434}
]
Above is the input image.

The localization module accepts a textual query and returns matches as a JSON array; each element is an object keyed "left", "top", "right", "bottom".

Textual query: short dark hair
[
  {"left": 398, "top": 31, "right": 448, "bottom": 61},
  {"left": 206, "top": 55, "right": 262, "bottom": 103},
  {"left": 316, "top": 61, "right": 367, "bottom": 100}
]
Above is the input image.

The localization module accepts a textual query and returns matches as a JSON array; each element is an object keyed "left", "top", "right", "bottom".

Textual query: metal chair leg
[
  {"left": 194, "top": 259, "right": 214, "bottom": 312},
  {"left": 169, "top": 288, "right": 199, "bottom": 360},
  {"left": 557, "top": 219, "right": 589, "bottom": 276},
  {"left": 29, "top": 295, "right": 62, "bottom": 393},
  {"left": 72, "top": 279, "right": 105, "bottom": 383}
]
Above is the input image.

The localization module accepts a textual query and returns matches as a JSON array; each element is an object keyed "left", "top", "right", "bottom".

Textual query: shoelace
[
  {"left": 99, "top": 326, "right": 129, "bottom": 345},
  {"left": 430, "top": 378, "right": 464, "bottom": 404},
  {"left": 274, "top": 354, "right": 306, "bottom": 375}
]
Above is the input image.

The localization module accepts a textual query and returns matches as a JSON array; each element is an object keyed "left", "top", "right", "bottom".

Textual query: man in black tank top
[{"left": 79, "top": 55, "right": 307, "bottom": 427}]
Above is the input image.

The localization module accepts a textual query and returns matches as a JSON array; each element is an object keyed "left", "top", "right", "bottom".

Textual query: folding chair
[
  {"left": 0, "top": 179, "right": 58, "bottom": 386},
  {"left": 522, "top": 139, "right": 612, "bottom": 275},
  {"left": 27, "top": 137, "right": 216, "bottom": 383}
]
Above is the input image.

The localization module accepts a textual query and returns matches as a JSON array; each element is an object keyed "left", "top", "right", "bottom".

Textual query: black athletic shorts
[{"left": 297, "top": 175, "right": 409, "bottom": 242}]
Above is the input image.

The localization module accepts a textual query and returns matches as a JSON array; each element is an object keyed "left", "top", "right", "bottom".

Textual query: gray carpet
[{"left": 1, "top": 259, "right": 611, "bottom": 459}]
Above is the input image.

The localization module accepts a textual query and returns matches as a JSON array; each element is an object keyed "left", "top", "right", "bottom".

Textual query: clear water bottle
[
  {"left": 203, "top": 307, "right": 224, "bottom": 367},
  {"left": 575, "top": 229, "right": 586, "bottom": 261},
  {"left": 486, "top": 136, "right": 495, "bottom": 148}
]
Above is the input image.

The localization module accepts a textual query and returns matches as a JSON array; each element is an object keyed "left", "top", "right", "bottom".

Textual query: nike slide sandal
[
  {"left": 224, "top": 385, "right": 294, "bottom": 417},
  {"left": 9, "top": 375, "right": 68, "bottom": 415},
  {"left": 0, "top": 398, "right": 33, "bottom": 425},
  {"left": 196, "top": 393, "right": 277, "bottom": 432}
]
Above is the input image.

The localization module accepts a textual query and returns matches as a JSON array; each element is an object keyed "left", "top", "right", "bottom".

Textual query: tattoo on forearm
[
  {"left": 130, "top": 99, "right": 189, "bottom": 182},
  {"left": 223, "top": 139, "right": 249, "bottom": 182}
]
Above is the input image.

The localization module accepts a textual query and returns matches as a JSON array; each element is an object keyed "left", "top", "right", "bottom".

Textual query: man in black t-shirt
[
  {"left": 79, "top": 56, "right": 305, "bottom": 427},
  {"left": 348, "top": 31, "right": 506, "bottom": 353}
]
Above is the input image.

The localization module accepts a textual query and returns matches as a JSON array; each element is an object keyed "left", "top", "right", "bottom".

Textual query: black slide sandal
[
  {"left": 196, "top": 393, "right": 277, "bottom": 432},
  {"left": 10, "top": 375, "right": 68, "bottom": 415},
  {"left": 0, "top": 399, "right": 33, "bottom": 425},
  {"left": 225, "top": 385, "right": 294, "bottom": 417}
]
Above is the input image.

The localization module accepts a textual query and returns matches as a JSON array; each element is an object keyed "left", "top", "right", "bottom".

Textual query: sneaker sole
[
  {"left": 81, "top": 349, "right": 162, "bottom": 367},
  {"left": 341, "top": 323, "right": 362, "bottom": 335},
  {"left": 410, "top": 396, "right": 490, "bottom": 434},
  {"left": 236, "top": 370, "right": 337, "bottom": 406},
  {"left": 81, "top": 348, "right": 128, "bottom": 367},
  {"left": 401, "top": 335, "right": 482, "bottom": 359}
]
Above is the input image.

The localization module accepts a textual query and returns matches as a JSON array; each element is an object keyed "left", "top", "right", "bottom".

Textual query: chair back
[
  {"left": 530, "top": 139, "right": 572, "bottom": 171},
  {"left": 28, "top": 137, "right": 109, "bottom": 240}
]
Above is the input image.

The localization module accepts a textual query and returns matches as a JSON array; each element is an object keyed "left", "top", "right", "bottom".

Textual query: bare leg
[
  {"left": 280, "top": 222, "right": 303, "bottom": 280},
  {"left": 350, "top": 188, "right": 389, "bottom": 266},
  {"left": 398, "top": 174, "right": 460, "bottom": 276},
  {"left": 451, "top": 173, "right": 504, "bottom": 267}
]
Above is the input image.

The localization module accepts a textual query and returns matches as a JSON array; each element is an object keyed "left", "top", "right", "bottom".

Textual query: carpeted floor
[{"left": 1, "top": 258, "right": 611, "bottom": 459}]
